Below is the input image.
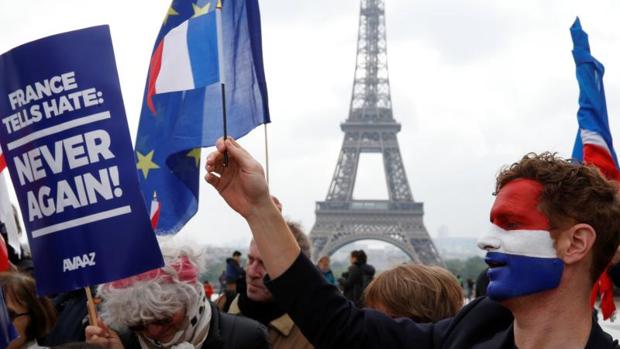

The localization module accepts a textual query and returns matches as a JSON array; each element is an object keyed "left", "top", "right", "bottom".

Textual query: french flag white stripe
[
  {"left": 156, "top": 21, "right": 195, "bottom": 94},
  {"left": 581, "top": 128, "right": 611, "bottom": 154},
  {"left": 477, "top": 224, "right": 558, "bottom": 259},
  {"left": 0, "top": 172, "right": 20, "bottom": 256}
]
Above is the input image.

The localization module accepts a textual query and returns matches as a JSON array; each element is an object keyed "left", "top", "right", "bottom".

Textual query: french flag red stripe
[
  {"left": 150, "top": 195, "right": 161, "bottom": 230},
  {"left": 147, "top": 41, "right": 165, "bottom": 115},
  {"left": 583, "top": 143, "right": 620, "bottom": 181}
]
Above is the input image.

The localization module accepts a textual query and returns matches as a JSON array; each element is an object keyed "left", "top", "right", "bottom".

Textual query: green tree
[{"left": 445, "top": 256, "right": 486, "bottom": 281}]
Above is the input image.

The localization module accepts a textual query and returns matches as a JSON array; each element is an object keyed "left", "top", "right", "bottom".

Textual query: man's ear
[{"left": 558, "top": 224, "right": 596, "bottom": 265}]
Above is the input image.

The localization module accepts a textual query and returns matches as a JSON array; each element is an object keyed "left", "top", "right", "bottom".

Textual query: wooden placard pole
[{"left": 85, "top": 287, "right": 97, "bottom": 325}]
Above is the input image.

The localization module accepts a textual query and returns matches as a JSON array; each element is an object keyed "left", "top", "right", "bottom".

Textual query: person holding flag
[
  {"left": 204, "top": 144, "right": 620, "bottom": 348},
  {"left": 570, "top": 17, "right": 620, "bottom": 321},
  {"left": 201, "top": 17, "right": 620, "bottom": 343},
  {"left": 135, "top": 0, "right": 270, "bottom": 235}
]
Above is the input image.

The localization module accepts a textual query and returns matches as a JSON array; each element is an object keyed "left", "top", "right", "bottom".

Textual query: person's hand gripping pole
[{"left": 205, "top": 138, "right": 300, "bottom": 278}]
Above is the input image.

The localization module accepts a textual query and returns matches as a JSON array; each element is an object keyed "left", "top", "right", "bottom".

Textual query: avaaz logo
[{"left": 63, "top": 252, "right": 96, "bottom": 272}]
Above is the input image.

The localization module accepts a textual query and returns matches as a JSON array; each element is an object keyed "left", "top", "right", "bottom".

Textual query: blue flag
[
  {"left": 0, "top": 26, "right": 164, "bottom": 295},
  {"left": 0, "top": 288, "right": 16, "bottom": 349},
  {"left": 570, "top": 17, "right": 620, "bottom": 179},
  {"left": 135, "top": 0, "right": 270, "bottom": 234},
  {"left": 569, "top": 17, "right": 620, "bottom": 320}
]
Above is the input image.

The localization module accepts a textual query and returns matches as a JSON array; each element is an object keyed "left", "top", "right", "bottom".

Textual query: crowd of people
[
  {"left": 200, "top": 139, "right": 620, "bottom": 348},
  {"left": 1, "top": 139, "right": 620, "bottom": 349}
]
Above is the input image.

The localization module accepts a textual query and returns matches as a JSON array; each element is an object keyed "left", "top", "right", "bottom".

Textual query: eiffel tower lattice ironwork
[{"left": 309, "top": 0, "right": 442, "bottom": 265}]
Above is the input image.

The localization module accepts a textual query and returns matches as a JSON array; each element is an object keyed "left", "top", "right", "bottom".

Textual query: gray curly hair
[{"left": 97, "top": 242, "right": 204, "bottom": 327}]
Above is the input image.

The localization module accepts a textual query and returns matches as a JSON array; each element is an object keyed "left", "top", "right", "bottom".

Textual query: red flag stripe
[
  {"left": 150, "top": 199, "right": 161, "bottom": 230},
  {"left": 147, "top": 41, "right": 165, "bottom": 115},
  {"left": 583, "top": 143, "right": 620, "bottom": 181}
]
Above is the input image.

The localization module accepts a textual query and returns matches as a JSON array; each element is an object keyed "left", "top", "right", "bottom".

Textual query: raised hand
[
  {"left": 205, "top": 137, "right": 300, "bottom": 278},
  {"left": 205, "top": 137, "right": 273, "bottom": 219}
]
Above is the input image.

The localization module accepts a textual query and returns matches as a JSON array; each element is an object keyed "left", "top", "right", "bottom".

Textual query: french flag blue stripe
[
  {"left": 188, "top": 13, "right": 219, "bottom": 88},
  {"left": 486, "top": 251, "right": 564, "bottom": 301}
]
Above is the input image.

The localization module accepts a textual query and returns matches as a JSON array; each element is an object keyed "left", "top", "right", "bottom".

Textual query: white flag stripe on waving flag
[
  {"left": 155, "top": 20, "right": 196, "bottom": 94},
  {"left": 150, "top": 193, "right": 161, "bottom": 230},
  {"left": 581, "top": 129, "right": 612, "bottom": 154},
  {"left": 0, "top": 173, "right": 20, "bottom": 257}
]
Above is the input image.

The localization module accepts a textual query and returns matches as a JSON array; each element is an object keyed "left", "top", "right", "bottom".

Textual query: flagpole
[
  {"left": 264, "top": 124, "right": 270, "bottom": 184},
  {"left": 85, "top": 287, "right": 98, "bottom": 325},
  {"left": 216, "top": 0, "right": 229, "bottom": 166}
]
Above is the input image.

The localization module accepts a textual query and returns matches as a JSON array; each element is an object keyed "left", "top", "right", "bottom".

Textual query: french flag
[
  {"left": 150, "top": 191, "right": 161, "bottom": 230},
  {"left": 0, "top": 149, "right": 5, "bottom": 173},
  {"left": 147, "top": 12, "right": 220, "bottom": 114},
  {"left": 571, "top": 17, "right": 619, "bottom": 319}
]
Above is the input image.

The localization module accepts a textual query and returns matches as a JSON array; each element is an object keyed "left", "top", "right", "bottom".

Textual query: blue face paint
[
  {"left": 485, "top": 251, "right": 564, "bottom": 301},
  {"left": 479, "top": 180, "right": 566, "bottom": 302}
]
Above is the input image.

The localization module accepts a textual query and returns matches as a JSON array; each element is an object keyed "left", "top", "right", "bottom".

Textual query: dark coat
[
  {"left": 338, "top": 262, "right": 375, "bottom": 306},
  {"left": 225, "top": 258, "right": 245, "bottom": 284},
  {"left": 119, "top": 302, "right": 269, "bottom": 349},
  {"left": 40, "top": 290, "right": 89, "bottom": 346},
  {"left": 267, "top": 253, "right": 618, "bottom": 349}
]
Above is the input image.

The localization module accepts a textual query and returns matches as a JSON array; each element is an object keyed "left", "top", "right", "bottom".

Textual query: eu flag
[{"left": 135, "top": 0, "right": 270, "bottom": 234}]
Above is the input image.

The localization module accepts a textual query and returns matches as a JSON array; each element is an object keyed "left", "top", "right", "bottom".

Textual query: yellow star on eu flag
[
  {"left": 187, "top": 148, "right": 201, "bottom": 167},
  {"left": 163, "top": 6, "right": 179, "bottom": 25},
  {"left": 192, "top": 2, "right": 211, "bottom": 18},
  {"left": 137, "top": 150, "right": 160, "bottom": 179}
]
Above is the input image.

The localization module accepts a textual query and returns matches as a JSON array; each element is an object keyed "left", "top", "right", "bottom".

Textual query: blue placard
[{"left": 0, "top": 25, "right": 164, "bottom": 295}]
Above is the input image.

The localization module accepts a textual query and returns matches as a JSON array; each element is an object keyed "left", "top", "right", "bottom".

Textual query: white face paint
[
  {"left": 477, "top": 224, "right": 558, "bottom": 258},
  {"left": 478, "top": 224, "right": 564, "bottom": 301}
]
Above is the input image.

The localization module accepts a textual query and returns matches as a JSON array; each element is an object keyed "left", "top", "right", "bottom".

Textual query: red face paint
[
  {"left": 482, "top": 179, "right": 563, "bottom": 301},
  {"left": 490, "top": 179, "right": 550, "bottom": 231}
]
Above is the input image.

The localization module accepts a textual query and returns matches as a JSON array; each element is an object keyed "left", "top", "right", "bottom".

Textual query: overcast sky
[{"left": 2, "top": 0, "right": 620, "bottom": 250}]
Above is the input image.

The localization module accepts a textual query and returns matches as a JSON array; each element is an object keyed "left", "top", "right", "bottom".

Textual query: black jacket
[
  {"left": 120, "top": 302, "right": 270, "bottom": 349},
  {"left": 267, "top": 253, "right": 618, "bottom": 349},
  {"left": 339, "top": 262, "right": 375, "bottom": 307},
  {"left": 40, "top": 289, "right": 89, "bottom": 346}
]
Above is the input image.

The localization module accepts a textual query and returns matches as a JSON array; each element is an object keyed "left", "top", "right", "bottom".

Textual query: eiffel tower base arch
[{"left": 310, "top": 203, "right": 442, "bottom": 265}]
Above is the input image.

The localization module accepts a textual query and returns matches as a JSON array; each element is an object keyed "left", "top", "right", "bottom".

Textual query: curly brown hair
[{"left": 495, "top": 152, "right": 620, "bottom": 283}]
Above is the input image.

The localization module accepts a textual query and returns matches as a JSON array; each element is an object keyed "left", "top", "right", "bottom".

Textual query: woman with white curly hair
[{"left": 85, "top": 244, "right": 269, "bottom": 349}]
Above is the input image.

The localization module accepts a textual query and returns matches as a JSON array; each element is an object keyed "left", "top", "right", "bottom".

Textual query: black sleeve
[
  {"left": 266, "top": 253, "right": 451, "bottom": 349},
  {"left": 608, "top": 263, "right": 620, "bottom": 288},
  {"left": 342, "top": 265, "right": 361, "bottom": 288}
]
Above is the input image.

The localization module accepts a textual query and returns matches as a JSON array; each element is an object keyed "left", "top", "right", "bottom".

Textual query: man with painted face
[{"left": 205, "top": 138, "right": 620, "bottom": 349}]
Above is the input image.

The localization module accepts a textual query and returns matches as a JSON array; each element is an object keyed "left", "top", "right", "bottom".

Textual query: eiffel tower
[{"left": 309, "top": 0, "right": 442, "bottom": 265}]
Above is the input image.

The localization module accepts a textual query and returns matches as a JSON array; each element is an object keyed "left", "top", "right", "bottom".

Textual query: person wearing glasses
[
  {"left": 0, "top": 272, "right": 57, "bottom": 349},
  {"left": 85, "top": 243, "right": 269, "bottom": 349}
]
